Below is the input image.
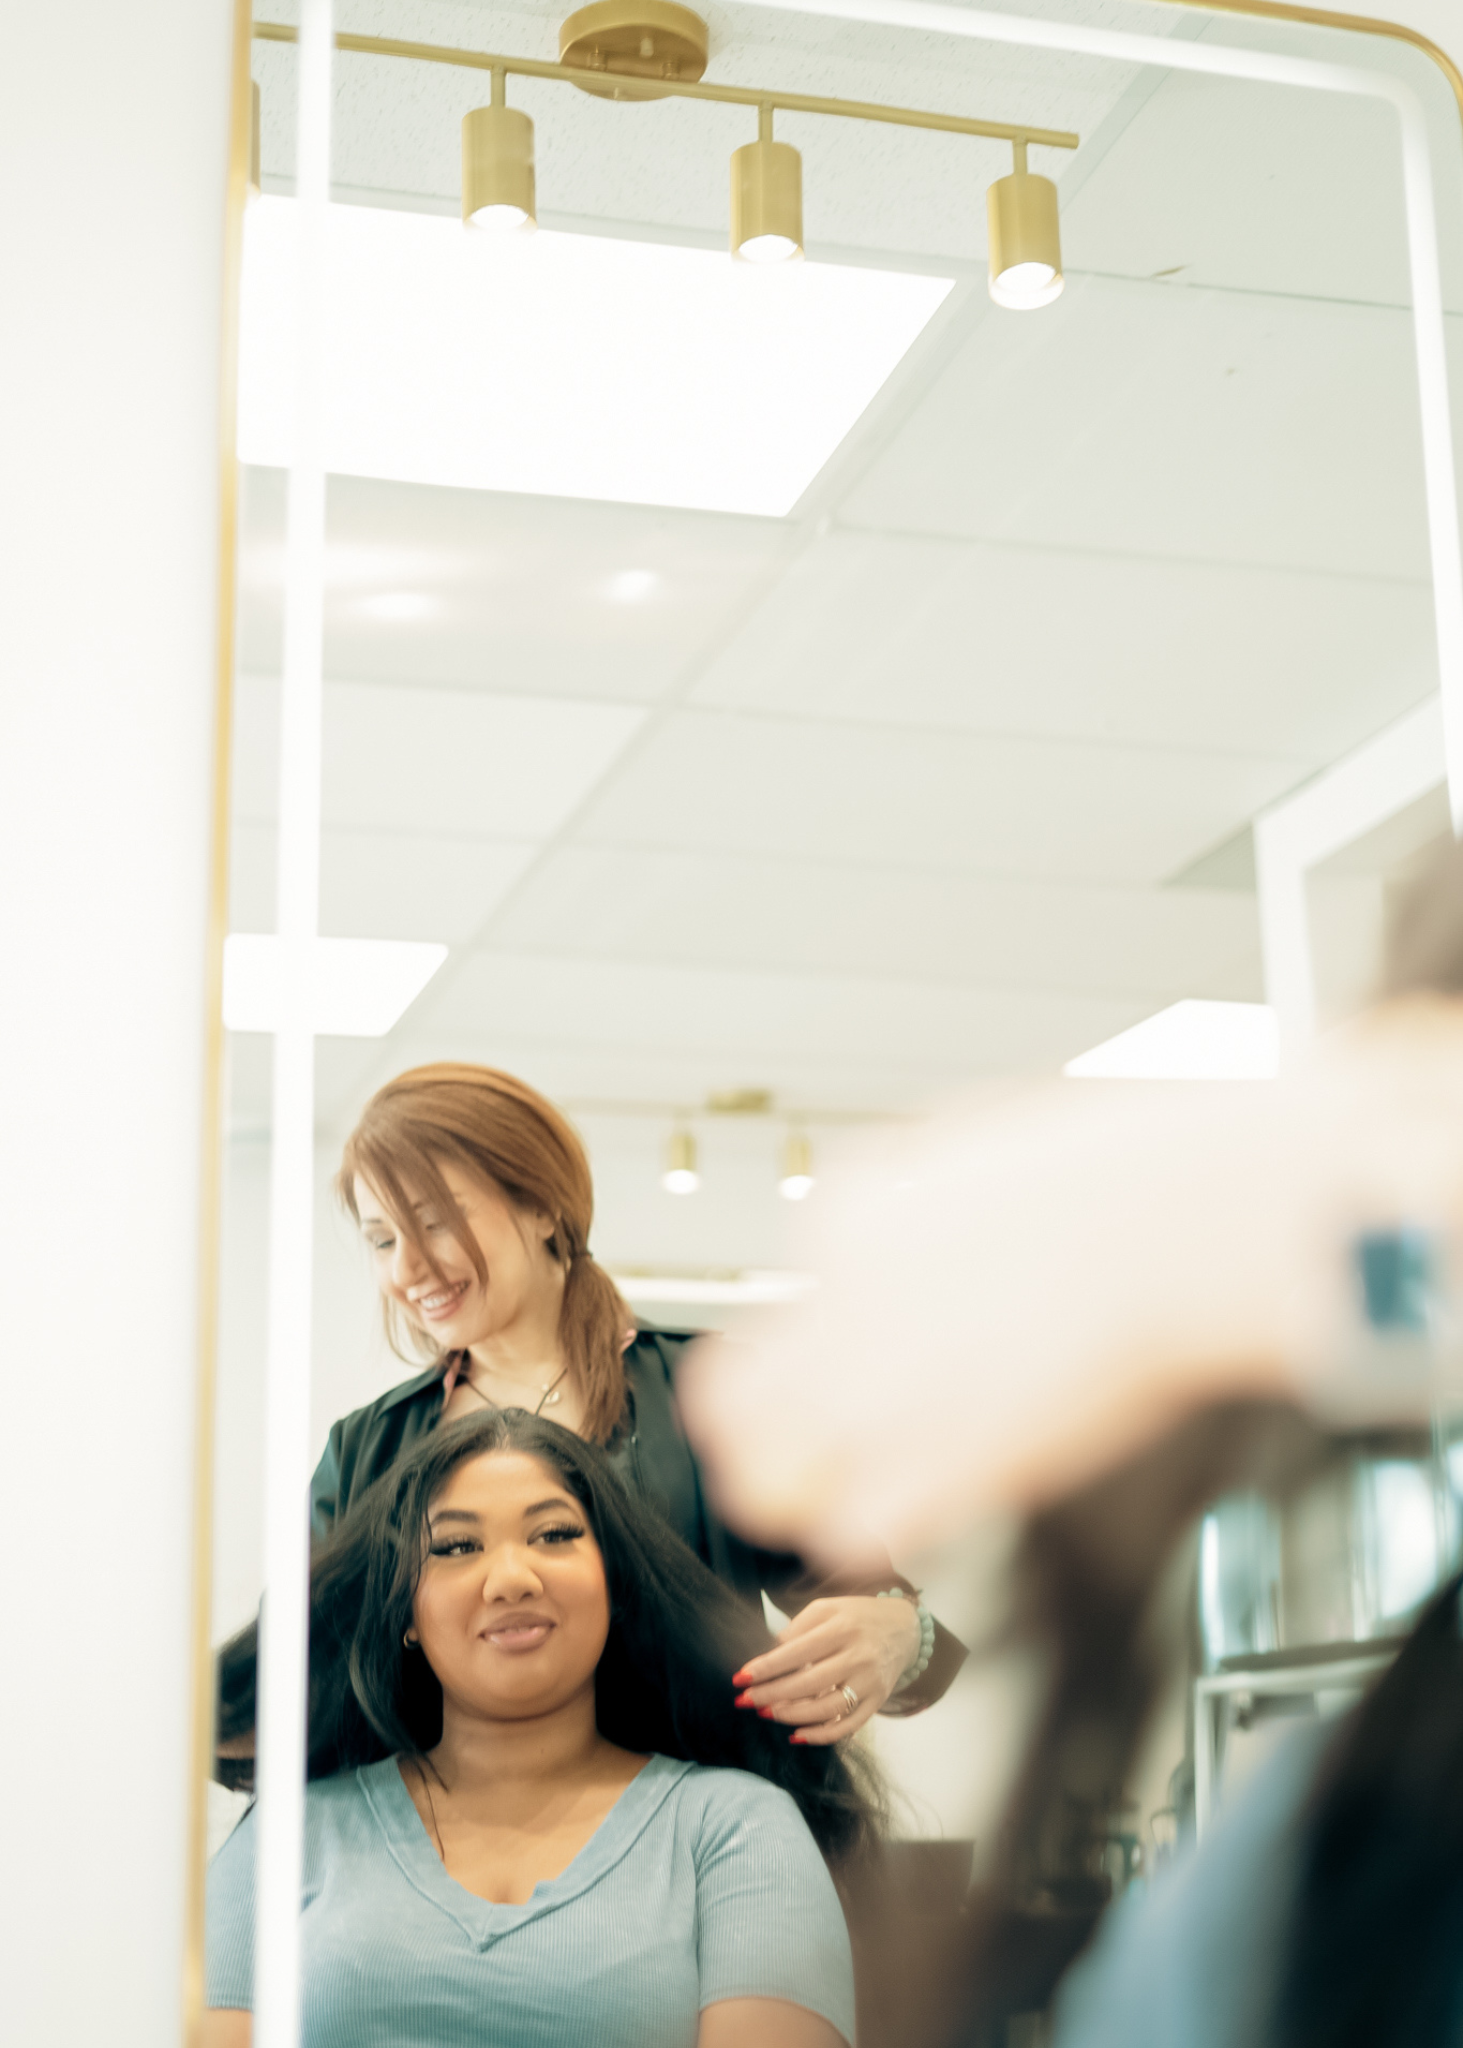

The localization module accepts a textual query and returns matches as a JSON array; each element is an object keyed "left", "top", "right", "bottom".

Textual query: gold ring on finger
[{"left": 839, "top": 1683, "right": 859, "bottom": 1716}]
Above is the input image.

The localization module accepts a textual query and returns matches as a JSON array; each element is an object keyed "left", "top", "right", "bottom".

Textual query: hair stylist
[{"left": 311, "top": 1063, "right": 963, "bottom": 1742}]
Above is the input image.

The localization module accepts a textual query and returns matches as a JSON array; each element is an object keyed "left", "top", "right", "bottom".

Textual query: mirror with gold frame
[{"left": 199, "top": 2, "right": 1463, "bottom": 2040}]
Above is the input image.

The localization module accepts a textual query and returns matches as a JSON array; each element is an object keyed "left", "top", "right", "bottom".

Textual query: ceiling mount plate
[
  {"left": 559, "top": 1, "right": 710, "bottom": 100},
  {"left": 706, "top": 1088, "right": 775, "bottom": 1116}
]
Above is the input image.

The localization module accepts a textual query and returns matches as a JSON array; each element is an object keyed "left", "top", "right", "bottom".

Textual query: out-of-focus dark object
[
  {"left": 1383, "top": 832, "right": 1463, "bottom": 996},
  {"left": 1202, "top": 1229, "right": 1462, "bottom": 1670},
  {"left": 897, "top": 1401, "right": 1330, "bottom": 2048},
  {"left": 1196, "top": 1212, "right": 1463, "bottom": 1828},
  {"left": 1039, "top": 841, "right": 1463, "bottom": 2048}
]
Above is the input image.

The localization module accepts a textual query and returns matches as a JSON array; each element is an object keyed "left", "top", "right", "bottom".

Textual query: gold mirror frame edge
[
  {"left": 1154, "top": 0, "right": 1463, "bottom": 124},
  {"left": 183, "top": 1, "right": 253, "bottom": 2041},
  {"left": 182, "top": 2, "right": 1463, "bottom": 2042}
]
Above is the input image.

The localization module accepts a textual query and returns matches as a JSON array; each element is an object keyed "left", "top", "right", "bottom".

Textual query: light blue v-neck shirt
[{"left": 206, "top": 1753, "right": 855, "bottom": 2047}]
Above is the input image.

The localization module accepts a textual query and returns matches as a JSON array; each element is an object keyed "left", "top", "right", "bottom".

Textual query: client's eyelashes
[{"left": 533, "top": 1523, "right": 586, "bottom": 1546}]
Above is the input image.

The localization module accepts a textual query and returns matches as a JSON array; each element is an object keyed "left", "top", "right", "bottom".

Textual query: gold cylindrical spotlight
[
  {"left": 778, "top": 1130, "right": 814, "bottom": 1202},
  {"left": 663, "top": 1128, "right": 700, "bottom": 1195},
  {"left": 987, "top": 140, "right": 1063, "bottom": 310},
  {"left": 248, "top": 79, "right": 262, "bottom": 200},
  {"left": 731, "top": 106, "right": 803, "bottom": 265},
  {"left": 463, "top": 72, "right": 536, "bottom": 234}
]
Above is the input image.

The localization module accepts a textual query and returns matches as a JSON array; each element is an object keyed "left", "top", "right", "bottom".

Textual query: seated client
[{"left": 205, "top": 1408, "right": 875, "bottom": 2048}]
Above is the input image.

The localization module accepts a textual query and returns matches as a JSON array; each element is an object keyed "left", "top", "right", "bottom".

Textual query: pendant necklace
[{"left": 461, "top": 1364, "right": 569, "bottom": 1416}]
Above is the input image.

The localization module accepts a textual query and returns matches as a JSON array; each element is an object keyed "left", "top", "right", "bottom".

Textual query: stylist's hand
[{"left": 732, "top": 1595, "right": 922, "bottom": 1744}]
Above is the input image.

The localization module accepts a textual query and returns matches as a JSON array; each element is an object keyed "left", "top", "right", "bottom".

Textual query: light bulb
[
  {"left": 990, "top": 260, "right": 1062, "bottom": 310},
  {"left": 738, "top": 232, "right": 801, "bottom": 267},
  {"left": 467, "top": 202, "right": 532, "bottom": 234}
]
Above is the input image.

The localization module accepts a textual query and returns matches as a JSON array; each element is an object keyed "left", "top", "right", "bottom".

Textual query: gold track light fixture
[
  {"left": 731, "top": 106, "right": 803, "bottom": 265},
  {"left": 463, "top": 69, "right": 536, "bottom": 232},
  {"left": 256, "top": 11, "right": 1079, "bottom": 302},
  {"left": 987, "top": 139, "right": 1063, "bottom": 309},
  {"left": 778, "top": 1129, "right": 814, "bottom": 1201},
  {"left": 663, "top": 1126, "right": 700, "bottom": 1196}
]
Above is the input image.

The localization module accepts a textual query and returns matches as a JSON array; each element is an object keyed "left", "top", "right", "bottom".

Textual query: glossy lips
[{"left": 480, "top": 1609, "right": 556, "bottom": 1654}]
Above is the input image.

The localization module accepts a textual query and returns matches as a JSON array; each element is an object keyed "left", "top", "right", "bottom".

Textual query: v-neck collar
[{"left": 357, "top": 1752, "right": 692, "bottom": 1952}]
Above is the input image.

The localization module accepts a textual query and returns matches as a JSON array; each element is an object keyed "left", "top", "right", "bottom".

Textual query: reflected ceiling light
[
  {"left": 605, "top": 569, "right": 659, "bottom": 603},
  {"left": 987, "top": 140, "right": 1064, "bottom": 311},
  {"left": 239, "top": 199, "right": 953, "bottom": 517},
  {"left": 1064, "top": 1000, "right": 1279, "bottom": 1081},
  {"left": 663, "top": 1127, "right": 700, "bottom": 1195},
  {"left": 360, "top": 590, "right": 442, "bottom": 621},
  {"left": 778, "top": 1130, "right": 814, "bottom": 1202},
  {"left": 731, "top": 108, "right": 803, "bottom": 266},
  {"left": 223, "top": 935, "right": 448, "bottom": 1037},
  {"left": 462, "top": 72, "right": 536, "bottom": 234}
]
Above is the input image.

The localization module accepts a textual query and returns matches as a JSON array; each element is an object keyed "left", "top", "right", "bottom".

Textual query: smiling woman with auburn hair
[
  {"left": 207, "top": 1411, "right": 872, "bottom": 2048},
  {"left": 311, "top": 1061, "right": 964, "bottom": 1746}
]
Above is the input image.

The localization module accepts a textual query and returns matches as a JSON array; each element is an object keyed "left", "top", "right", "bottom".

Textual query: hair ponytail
[
  {"left": 338, "top": 1063, "right": 634, "bottom": 1443},
  {"left": 559, "top": 1249, "right": 633, "bottom": 1441}
]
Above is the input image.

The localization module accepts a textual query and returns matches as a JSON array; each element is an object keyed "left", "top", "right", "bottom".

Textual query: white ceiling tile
[
  {"left": 233, "top": 672, "right": 645, "bottom": 835},
  {"left": 415, "top": 949, "right": 1149, "bottom": 1082},
  {"left": 230, "top": 819, "right": 540, "bottom": 942},
  {"left": 569, "top": 710, "right": 1306, "bottom": 884},
  {"left": 240, "top": 469, "right": 796, "bottom": 701},
  {"left": 485, "top": 843, "right": 1261, "bottom": 999},
  {"left": 1059, "top": 67, "right": 1463, "bottom": 310},
  {"left": 692, "top": 529, "right": 1436, "bottom": 759},
  {"left": 838, "top": 276, "right": 1437, "bottom": 580}
]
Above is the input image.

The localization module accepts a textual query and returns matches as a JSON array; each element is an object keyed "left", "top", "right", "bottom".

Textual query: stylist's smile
[{"left": 413, "top": 1280, "right": 470, "bottom": 1318}]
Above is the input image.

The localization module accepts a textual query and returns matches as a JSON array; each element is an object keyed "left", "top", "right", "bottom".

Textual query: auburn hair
[{"left": 338, "top": 1063, "right": 632, "bottom": 1443}]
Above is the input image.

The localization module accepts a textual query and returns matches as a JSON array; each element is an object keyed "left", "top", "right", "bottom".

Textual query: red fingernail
[
  {"left": 734, "top": 1691, "right": 756, "bottom": 1708},
  {"left": 789, "top": 1731, "right": 805, "bottom": 1744},
  {"left": 731, "top": 1670, "right": 751, "bottom": 1687},
  {"left": 757, "top": 1707, "right": 776, "bottom": 1719}
]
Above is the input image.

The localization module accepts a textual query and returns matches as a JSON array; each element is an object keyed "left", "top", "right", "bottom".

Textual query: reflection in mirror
[{"left": 208, "top": 3, "right": 1463, "bottom": 2044}]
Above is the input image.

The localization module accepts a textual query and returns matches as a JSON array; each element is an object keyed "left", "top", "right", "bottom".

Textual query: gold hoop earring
[{"left": 403, "top": 1630, "right": 419, "bottom": 1648}]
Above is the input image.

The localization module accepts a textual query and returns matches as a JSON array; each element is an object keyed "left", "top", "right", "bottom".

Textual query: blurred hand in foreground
[{"left": 679, "top": 998, "right": 1463, "bottom": 1567}]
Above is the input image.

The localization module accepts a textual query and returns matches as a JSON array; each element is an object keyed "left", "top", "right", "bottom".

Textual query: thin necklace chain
[{"left": 459, "top": 1363, "right": 569, "bottom": 1416}]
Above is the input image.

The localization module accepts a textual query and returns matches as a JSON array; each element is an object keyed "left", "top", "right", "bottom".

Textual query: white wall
[{"left": 0, "top": 4, "right": 235, "bottom": 2043}]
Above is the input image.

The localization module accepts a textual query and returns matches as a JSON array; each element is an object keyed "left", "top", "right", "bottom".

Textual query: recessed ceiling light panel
[
  {"left": 224, "top": 935, "right": 447, "bottom": 1037},
  {"left": 604, "top": 569, "right": 659, "bottom": 603},
  {"left": 359, "top": 591, "right": 443, "bottom": 621},
  {"left": 238, "top": 198, "right": 953, "bottom": 517},
  {"left": 1065, "top": 1000, "right": 1280, "bottom": 1081}
]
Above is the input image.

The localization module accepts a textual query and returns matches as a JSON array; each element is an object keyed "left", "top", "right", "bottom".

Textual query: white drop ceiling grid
[{"left": 231, "top": 0, "right": 1460, "bottom": 1175}]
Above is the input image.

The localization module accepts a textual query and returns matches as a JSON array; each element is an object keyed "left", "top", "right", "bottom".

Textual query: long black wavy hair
[{"left": 216, "top": 1407, "right": 881, "bottom": 1864}]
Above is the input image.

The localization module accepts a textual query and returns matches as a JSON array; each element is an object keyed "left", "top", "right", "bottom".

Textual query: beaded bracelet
[{"left": 877, "top": 1587, "right": 936, "bottom": 1693}]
